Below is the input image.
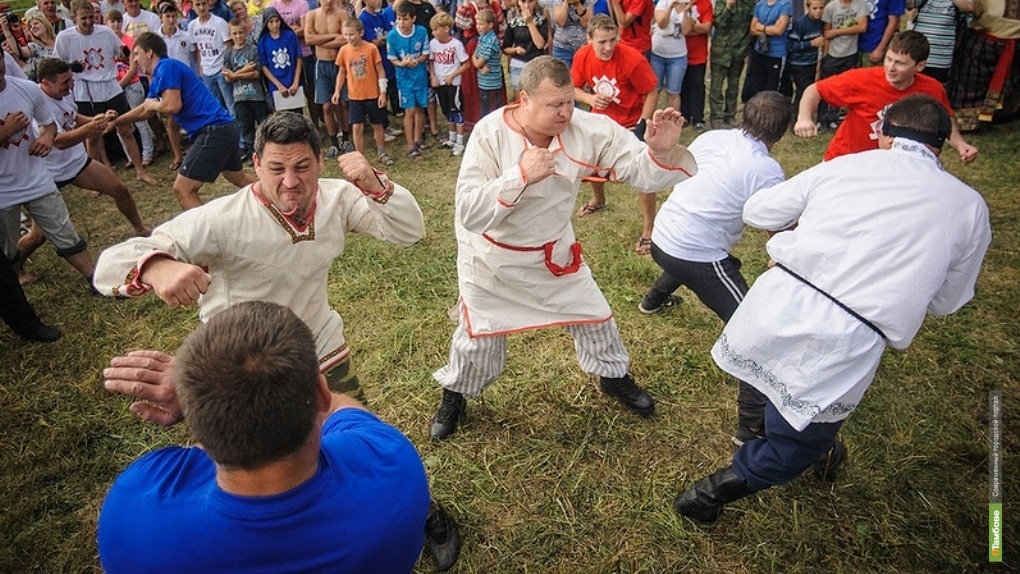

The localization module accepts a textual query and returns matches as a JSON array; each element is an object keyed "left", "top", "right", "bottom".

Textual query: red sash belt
[{"left": 482, "top": 233, "right": 584, "bottom": 277}]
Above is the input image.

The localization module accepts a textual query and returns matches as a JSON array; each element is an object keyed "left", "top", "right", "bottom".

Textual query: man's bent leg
[
  {"left": 73, "top": 161, "right": 149, "bottom": 235},
  {"left": 732, "top": 401, "right": 844, "bottom": 490},
  {"left": 431, "top": 318, "right": 508, "bottom": 439},
  {"left": 567, "top": 319, "right": 654, "bottom": 416},
  {"left": 172, "top": 174, "right": 205, "bottom": 210}
]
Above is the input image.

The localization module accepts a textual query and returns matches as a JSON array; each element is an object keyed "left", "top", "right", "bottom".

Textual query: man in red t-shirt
[
  {"left": 609, "top": 0, "right": 654, "bottom": 55},
  {"left": 794, "top": 30, "right": 978, "bottom": 163},
  {"left": 572, "top": 14, "right": 661, "bottom": 254}
]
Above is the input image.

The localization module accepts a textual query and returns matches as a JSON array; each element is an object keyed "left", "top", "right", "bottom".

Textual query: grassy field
[{"left": 1, "top": 114, "right": 1017, "bottom": 573}]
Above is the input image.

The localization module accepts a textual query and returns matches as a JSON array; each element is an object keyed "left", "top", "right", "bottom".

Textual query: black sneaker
[
  {"left": 430, "top": 389, "right": 466, "bottom": 440},
  {"left": 17, "top": 322, "right": 62, "bottom": 343},
  {"left": 812, "top": 438, "right": 846, "bottom": 482},
  {"left": 599, "top": 374, "right": 655, "bottom": 417},
  {"left": 731, "top": 425, "right": 764, "bottom": 447},
  {"left": 638, "top": 294, "right": 681, "bottom": 315},
  {"left": 424, "top": 501, "right": 461, "bottom": 571}
]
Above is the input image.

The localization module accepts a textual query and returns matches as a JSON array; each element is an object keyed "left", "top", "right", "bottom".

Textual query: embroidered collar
[
  {"left": 251, "top": 185, "right": 318, "bottom": 243},
  {"left": 891, "top": 138, "right": 943, "bottom": 170}
]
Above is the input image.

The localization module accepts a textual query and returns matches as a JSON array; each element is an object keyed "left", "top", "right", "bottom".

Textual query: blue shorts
[
  {"left": 180, "top": 121, "right": 243, "bottom": 183},
  {"left": 315, "top": 60, "right": 340, "bottom": 104},
  {"left": 398, "top": 83, "right": 429, "bottom": 110},
  {"left": 349, "top": 99, "right": 388, "bottom": 125}
]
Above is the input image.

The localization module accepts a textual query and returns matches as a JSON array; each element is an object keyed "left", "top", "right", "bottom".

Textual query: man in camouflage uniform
[{"left": 708, "top": 0, "right": 755, "bottom": 128}]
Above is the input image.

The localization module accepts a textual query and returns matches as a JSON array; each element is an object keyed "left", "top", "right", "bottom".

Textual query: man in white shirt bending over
[{"left": 675, "top": 94, "right": 992, "bottom": 524}]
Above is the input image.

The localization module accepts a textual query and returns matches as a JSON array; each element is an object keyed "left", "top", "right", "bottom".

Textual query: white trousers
[{"left": 433, "top": 318, "right": 630, "bottom": 398}]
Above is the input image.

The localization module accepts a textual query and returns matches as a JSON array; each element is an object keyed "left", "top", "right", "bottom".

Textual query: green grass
[{"left": 1, "top": 117, "right": 1017, "bottom": 573}]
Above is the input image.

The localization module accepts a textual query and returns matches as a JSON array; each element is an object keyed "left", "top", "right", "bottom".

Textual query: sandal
[
  {"left": 378, "top": 153, "right": 395, "bottom": 166},
  {"left": 406, "top": 148, "right": 423, "bottom": 160},
  {"left": 576, "top": 202, "right": 604, "bottom": 217},
  {"left": 169, "top": 158, "right": 183, "bottom": 171},
  {"left": 635, "top": 236, "right": 652, "bottom": 256}
]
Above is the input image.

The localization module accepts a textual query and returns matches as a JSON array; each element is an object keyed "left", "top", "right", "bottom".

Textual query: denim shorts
[
  {"left": 315, "top": 60, "right": 340, "bottom": 104},
  {"left": 180, "top": 121, "right": 243, "bottom": 183},
  {"left": 649, "top": 52, "right": 688, "bottom": 95}
]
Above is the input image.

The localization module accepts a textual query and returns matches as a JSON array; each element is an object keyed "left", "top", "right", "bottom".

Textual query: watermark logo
[{"left": 989, "top": 391, "right": 1002, "bottom": 562}]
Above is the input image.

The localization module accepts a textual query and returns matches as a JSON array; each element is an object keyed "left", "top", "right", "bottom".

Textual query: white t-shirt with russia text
[{"left": 429, "top": 37, "right": 469, "bottom": 86}]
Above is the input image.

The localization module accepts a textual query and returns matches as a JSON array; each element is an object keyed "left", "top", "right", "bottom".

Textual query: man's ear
[{"left": 914, "top": 59, "right": 927, "bottom": 74}]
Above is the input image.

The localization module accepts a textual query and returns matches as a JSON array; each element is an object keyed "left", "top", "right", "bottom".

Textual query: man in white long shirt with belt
[
  {"left": 675, "top": 94, "right": 991, "bottom": 523},
  {"left": 429, "top": 56, "right": 698, "bottom": 440}
]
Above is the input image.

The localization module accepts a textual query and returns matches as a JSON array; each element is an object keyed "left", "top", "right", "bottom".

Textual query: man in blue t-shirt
[
  {"left": 98, "top": 300, "right": 432, "bottom": 573},
  {"left": 113, "top": 32, "right": 254, "bottom": 210}
]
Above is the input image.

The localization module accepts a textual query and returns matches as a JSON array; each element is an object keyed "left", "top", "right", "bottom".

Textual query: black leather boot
[{"left": 674, "top": 466, "right": 756, "bottom": 523}]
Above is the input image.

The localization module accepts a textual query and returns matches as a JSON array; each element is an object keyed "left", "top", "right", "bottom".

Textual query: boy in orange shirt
[{"left": 333, "top": 18, "right": 393, "bottom": 165}]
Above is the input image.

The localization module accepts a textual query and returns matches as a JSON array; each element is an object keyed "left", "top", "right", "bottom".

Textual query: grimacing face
[{"left": 253, "top": 141, "right": 324, "bottom": 220}]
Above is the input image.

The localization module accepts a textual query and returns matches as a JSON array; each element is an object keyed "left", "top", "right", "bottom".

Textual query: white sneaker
[
  {"left": 451, "top": 143, "right": 465, "bottom": 156},
  {"left": 385, "top": 126, "right": 403, "bottom": 137},
  {"left": 383, "top": 133, "right": 397, "bottom": 143},
  {"left": 440, "top": 139, "right": 456, "bottom": 149}
]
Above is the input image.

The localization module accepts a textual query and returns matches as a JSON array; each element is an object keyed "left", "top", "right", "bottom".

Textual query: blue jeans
[
  {"left": 551, "top": 45, "right": 578, "bottom": 72},
  {"left": 731, "top": 401, "right": 844, "bottom": 491},
  {"left": 202, "top": 72, "right": 235, "bottom": 117},
  {"left": 649, "top": 52, "right": 688, "bottom": 94}
]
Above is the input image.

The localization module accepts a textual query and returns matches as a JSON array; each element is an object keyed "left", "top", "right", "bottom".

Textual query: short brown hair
[
  {"left": 175, "top": 301, "right": 321, "bottom": 470},
  {"left": 519, "top": 55, "right": 572, "bottom": 94},
  {"left": 741, "top": 91, "right": 792, "bottom": 146},
  {"left": 587, "top": 13, "right": 617, "bottom": 37},
  {"left": 35, "top": 57, "right": 70, "bottom": 82},
  {"left": 887, "top": 30, "right": 929, "bottom": 64},
  {"left": 475, "top": 8, "right": 495, "bottom": 24}
]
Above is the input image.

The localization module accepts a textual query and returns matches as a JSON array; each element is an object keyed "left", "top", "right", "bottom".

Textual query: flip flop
[
  {"left": 576, "top": 202, "right": 604, "bottom": 217},
  {"left": 635, "top": 236, "right": 652, "bottom": 256},
  {"left": 169, "top": 159, "right": 183, "bottom": 171}
]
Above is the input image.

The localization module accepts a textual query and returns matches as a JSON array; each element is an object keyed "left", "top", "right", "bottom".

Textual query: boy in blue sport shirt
[{"left": 387, "top": 2, "right": 430, "bottom": 158}]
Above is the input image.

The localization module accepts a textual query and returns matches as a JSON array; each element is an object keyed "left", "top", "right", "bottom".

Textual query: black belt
[{"left": 775, "top": 263, "right": 887, "bottom": 340}]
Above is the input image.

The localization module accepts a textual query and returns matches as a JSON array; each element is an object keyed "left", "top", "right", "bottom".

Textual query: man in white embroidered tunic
[
  {"left": 93, "top": 112, "right": 463, "bottom": 571},
  {"left": 93, "top": 111, "right": 424, "bottom": 402},
  {"left": 675, "top": 94, "right": 991, "bottom": 523},
  {"left": 429, "top": 55, "right": 698, "bottom": 440}
]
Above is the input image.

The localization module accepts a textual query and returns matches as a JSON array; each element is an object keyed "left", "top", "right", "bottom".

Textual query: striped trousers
[{"left": 433, "top": 317, "right": 630, "bottom": 398}]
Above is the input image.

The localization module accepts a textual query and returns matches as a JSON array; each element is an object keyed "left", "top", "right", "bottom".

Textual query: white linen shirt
[
  {"left": 94, "top": 179, "right": 425, "bottom": 371},
  {"left": 455, "top": 105, "right": 697, "bottom": 336},
  {"left": 713, "top": 139, "right": 991, "bottom": 430},
  {"left": 651, "top": 129, "right": 784, "bottom": 263}
]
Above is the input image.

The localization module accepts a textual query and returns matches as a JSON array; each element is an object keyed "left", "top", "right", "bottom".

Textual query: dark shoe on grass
[
  {"left": 430, "top": 389, "right": 466, "bottom": 440},
  {"left": 638, "top": 294, "right": 681, "bottom": 315},
  {"left": 17, "top": 322, "right": 61, "bottom": 343},
  {"left": 675, "top": 466, "right": 755, "bottom": 523},
  {"left": 424, "top": 501, "right": 461, "bottom": 571},
  {"left": 599, "top": 374, "right": 654, "bottom": 417}
]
